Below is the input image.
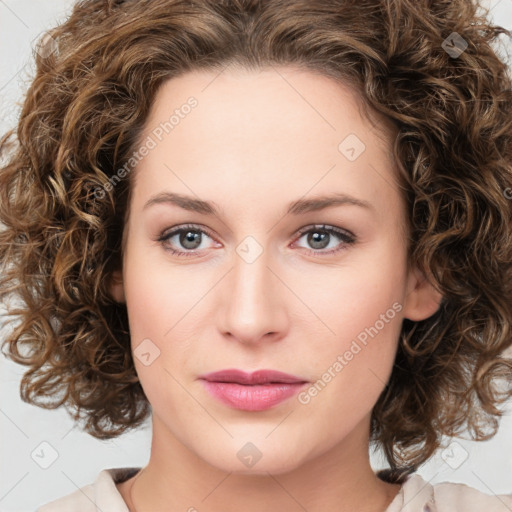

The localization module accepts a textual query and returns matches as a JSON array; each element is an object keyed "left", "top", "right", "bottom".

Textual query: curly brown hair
[{"left": 1, "top": 0, "right": 512, "bottom": 482}]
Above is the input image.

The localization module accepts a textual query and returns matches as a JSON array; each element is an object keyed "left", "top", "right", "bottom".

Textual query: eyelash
[{"left": 157, "top": 223, "right": 356, "bottom": 258}]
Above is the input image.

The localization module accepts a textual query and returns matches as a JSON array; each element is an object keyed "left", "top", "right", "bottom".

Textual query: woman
[{"left": 1, "top": 0, "right": 511, "bottom": 511}]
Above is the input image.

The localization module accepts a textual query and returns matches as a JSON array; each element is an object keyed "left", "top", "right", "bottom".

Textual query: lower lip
[{"left": 200, "top": 380, "right": 307, "bottom": 411}]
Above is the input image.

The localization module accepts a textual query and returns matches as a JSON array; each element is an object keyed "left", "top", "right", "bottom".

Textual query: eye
[
  {"left": 292, "top": 224, "right": 356, "bottom": 255},
  {"left": 157, "top": 224, "right": 217, "bottom": 257},
  {"left": 157, "top": 223, "right": 356, "bottom": 257}
]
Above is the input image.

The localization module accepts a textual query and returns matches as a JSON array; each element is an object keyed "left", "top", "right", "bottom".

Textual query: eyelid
[
  {"left": 158, "top": 223, "right": 216, "bottom": 239},
  {"left": 294, "top": 224, "right": 355, "bottom": 241}
]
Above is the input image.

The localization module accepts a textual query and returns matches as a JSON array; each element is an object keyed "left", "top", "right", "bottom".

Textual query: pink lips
[{"left": 199, "top": 369, "right": 308, "bottom": 411}]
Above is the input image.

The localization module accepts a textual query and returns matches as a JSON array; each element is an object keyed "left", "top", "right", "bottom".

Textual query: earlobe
[
  {"left": 402, "top": 266, "right": 443, "bottom": 322},
  {"left": 109, "top": 269, "right": 126, "bottom": 303}
]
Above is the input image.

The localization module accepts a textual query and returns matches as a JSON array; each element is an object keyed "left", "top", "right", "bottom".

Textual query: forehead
[
  {"left": 142, "top": 65, "right": 394, "bottom": 150},
  {"left": 129, "top": 66, "right": 403, "bottom": 226}
]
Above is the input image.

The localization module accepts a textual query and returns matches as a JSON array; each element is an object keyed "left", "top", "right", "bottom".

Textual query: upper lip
[{"left": 199, "top": 369, "right": 308, "bottom": 385}]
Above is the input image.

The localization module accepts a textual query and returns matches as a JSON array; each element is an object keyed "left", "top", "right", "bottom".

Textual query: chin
[{"left": 198, "top": 440, "right": 309, "bottom": 476}]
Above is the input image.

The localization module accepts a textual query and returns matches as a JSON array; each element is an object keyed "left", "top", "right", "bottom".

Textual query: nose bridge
[
  {"left": 234, "top": 241, "right": 271, "bottom": 302},
  {"left": 221, "top": 235, "right": 286, "bottom": 342}
]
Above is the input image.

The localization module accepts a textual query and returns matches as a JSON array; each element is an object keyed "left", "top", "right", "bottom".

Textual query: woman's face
[{"left": 111, "top": 66, "right": 441, "bottom": 474}]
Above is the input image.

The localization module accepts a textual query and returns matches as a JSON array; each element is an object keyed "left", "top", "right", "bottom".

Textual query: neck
[{"left": 119, "top": 415, "right": 400, "bottom": 512}]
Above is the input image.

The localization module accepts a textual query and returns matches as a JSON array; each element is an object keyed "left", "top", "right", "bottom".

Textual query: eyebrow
[{"left": 143, "top": 191, "right": 374, "bottom": 216}]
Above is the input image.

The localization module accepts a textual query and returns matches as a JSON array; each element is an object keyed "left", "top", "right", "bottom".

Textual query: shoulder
[
  {"left": 390, "top": 473, "right": 512, "bottom": 512},
  {"left": 432, "top": 478, "right": 512, "bottom": 512},
  {"left": 36, "top": 467, "right": 141, "bottom": 512},
  {"left": 36, "top": 484, "right": 95, "bottom": 512}
]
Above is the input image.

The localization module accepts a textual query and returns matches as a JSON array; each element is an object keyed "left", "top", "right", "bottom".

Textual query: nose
[{"left": 220, "top": 242, "right": 289, "bottom": 346}]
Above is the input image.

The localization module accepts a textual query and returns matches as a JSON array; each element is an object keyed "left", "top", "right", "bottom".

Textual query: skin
[{"left": 110, "top": 66, "right": 442, "bottom": 512}]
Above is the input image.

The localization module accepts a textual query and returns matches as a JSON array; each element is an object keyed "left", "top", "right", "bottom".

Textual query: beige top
[{"left": 36, "top": 467, "right": 512, "bottom": 512}]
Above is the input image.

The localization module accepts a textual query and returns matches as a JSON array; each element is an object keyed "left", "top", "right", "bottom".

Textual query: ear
[
  {"left": 402, "top": 265, "right": 443, "bottom": 321},
  {"left": 109, "top": 269, "right": 126, "bottom": 303}
]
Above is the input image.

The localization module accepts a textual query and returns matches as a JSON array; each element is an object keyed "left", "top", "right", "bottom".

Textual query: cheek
[
  {"left": 296, "top": 246, "right": 406, "bottom": 395},
  {"left": 124, "top": 274, "right": 168, "bottom": 342},
  {"left": 122, "top": 263, "right": 194, "bottom": 409},
  {"left": 302, "top": 248, "right": 405, "bottom": 345},
  {"left": 122, "top": 248, "right": 208, "bottom": 393},
  {"left": 296, "top": 282, "right": 403, "bottom": 429},
  {"left": 123, "top": 242, "right": 196, "bottom": 341}
]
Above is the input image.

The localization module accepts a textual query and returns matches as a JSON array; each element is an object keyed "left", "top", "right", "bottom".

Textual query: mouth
[{"left": 198, "top": 369, "right": 309, "bottom": 411}]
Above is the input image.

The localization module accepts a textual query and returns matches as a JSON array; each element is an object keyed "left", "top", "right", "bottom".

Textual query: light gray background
[{"left": 1, "top": 1, "right": 511, "bottom": 511}]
